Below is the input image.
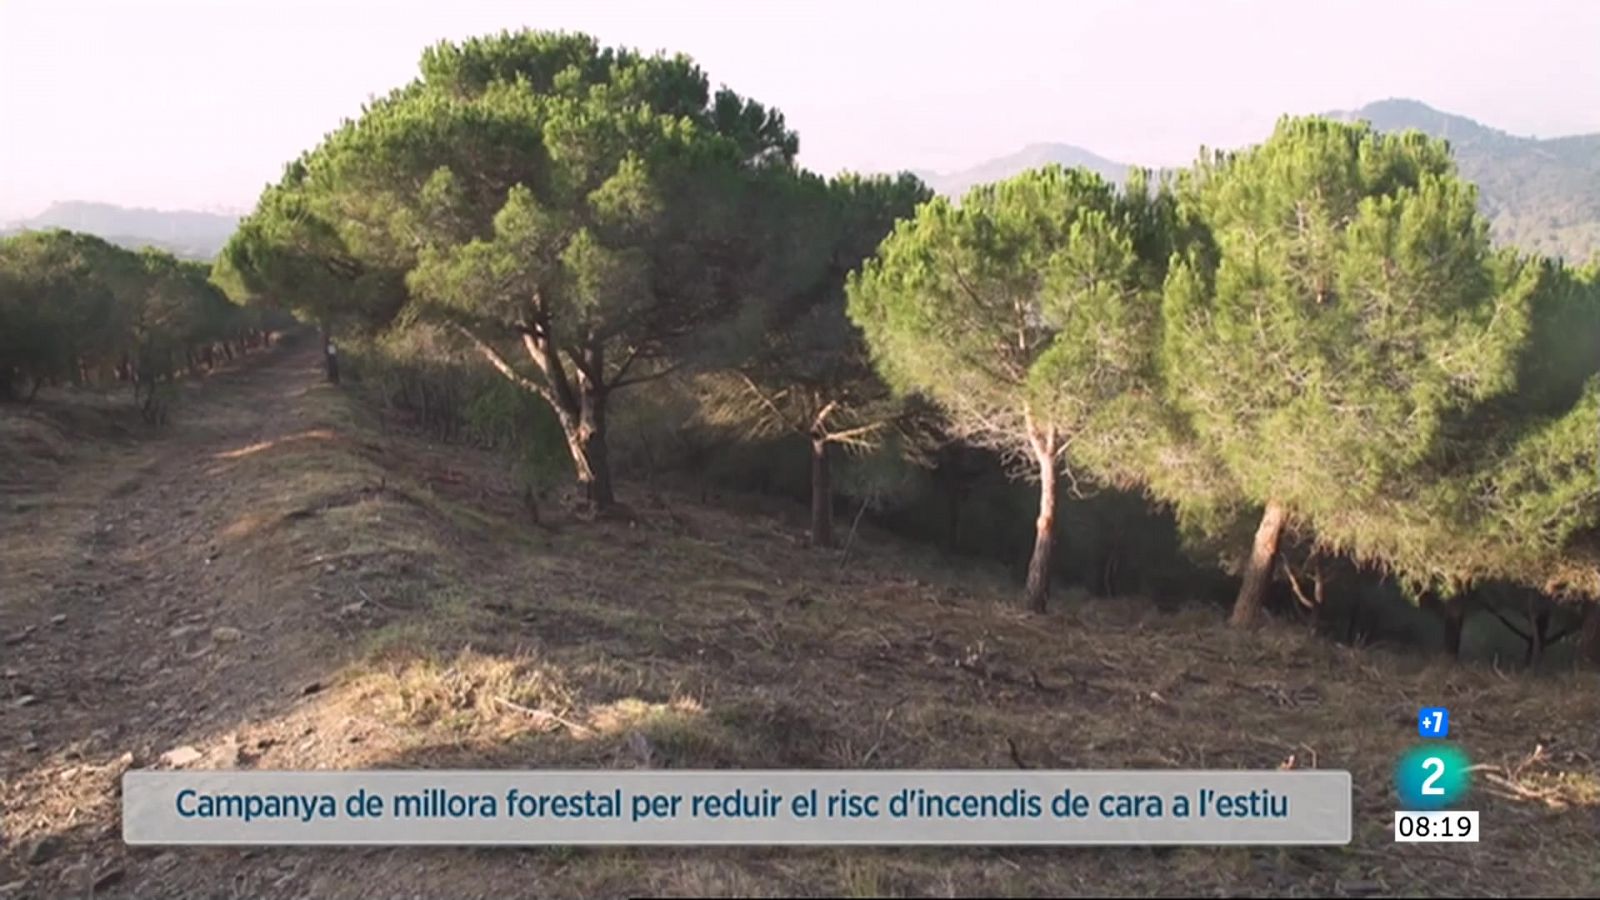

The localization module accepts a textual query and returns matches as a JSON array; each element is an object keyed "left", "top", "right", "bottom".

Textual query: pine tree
[
  {"left": 225, "top": 31, "right": 801, "bottom": 509},
  {"left": 1160, "top": 117, "right": 1537, "bottom": 626},
  {"left": 849, "top": 166, "right": 1170, "bottom": 611}
]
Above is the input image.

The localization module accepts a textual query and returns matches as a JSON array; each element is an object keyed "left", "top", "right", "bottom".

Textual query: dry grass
[{"left": 272, "top": 389, "right": 1600, "bottom": 897}]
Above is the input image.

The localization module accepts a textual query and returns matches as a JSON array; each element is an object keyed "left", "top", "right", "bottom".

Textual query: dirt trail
[{"left": 1, "top": 341, "right": 363, "bottom": 895}]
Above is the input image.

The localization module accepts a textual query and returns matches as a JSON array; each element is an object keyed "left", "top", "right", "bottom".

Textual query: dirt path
[{"left": 1, "top": 341, "right": 357, "bottom": 894}]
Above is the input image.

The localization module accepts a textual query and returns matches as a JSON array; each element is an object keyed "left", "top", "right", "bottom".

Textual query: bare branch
[
  {"left": 521, "top": 330, "right": 579, "bottom": 416},
  {"left": 610, "top": 343, "right": 645, "bottom": 384},
  {"left": 1481, "top": 604, "right": 1531, "bottom": 643},
  {"left": 1280, "top": 559, "right": 1318, "bottom": 610},
  {"left": 737, "top": 371, "right": 803, "bottom": 432},
  {"left": 824, "top": 421, "right": 886, "bottom": 448},
  {"left": 454, "top": 324, "right": 556, "bottom": 407},
  {"left": 612, "top": 361, "right": 687, "bottom": 390},
  {"left": 811, "top": 399, "right": 841, "bottom": 434}
]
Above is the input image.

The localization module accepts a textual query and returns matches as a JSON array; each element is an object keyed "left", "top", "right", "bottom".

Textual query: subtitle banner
[{"left": 123, "top": 769, "right": 1352, "bottom": 846}]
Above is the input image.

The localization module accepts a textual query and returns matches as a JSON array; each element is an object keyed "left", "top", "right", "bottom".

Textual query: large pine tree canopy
[
  {"left": 220, "top": 30, "right": 815, "bottom": 508},
  {"left": 1161, "top": 117, "right": 1537, "bottom": 520}
]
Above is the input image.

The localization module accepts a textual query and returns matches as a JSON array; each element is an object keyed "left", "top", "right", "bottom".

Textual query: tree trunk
[
  {"left": 564, "top": 385, "right": 614, "bottom": 510},
  {"left": 322, "top": 330, "right": 340, "bottom": 384},
  {"left": 1023, "top": 448, "right": 1058, "bottom": 614},
  {"left": 810, "top": 437, "right": 833, "bottom": 548},
  {"left": 945, "top": 486, "right": 963, "bottom": 555},
  {"left": 1442, "top": 597, "right": 1465, "bottom": 660},
  {"left": 1526, "top": 603, "right": 1551, "bottom": 668},
  {"left": 1231, "top": 499, "right": 1288, "bottom": 628},
  {"left": 1580, "top": 604, "right": 1600, "bottom": 667}
]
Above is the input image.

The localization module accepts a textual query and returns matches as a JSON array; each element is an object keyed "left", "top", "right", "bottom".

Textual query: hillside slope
[
  {"left": 1332, "top": 99, "right": 1600, "bottom": 261},
  {"left": 1, "top": 340, "right": 1597, "bottom": 897}
]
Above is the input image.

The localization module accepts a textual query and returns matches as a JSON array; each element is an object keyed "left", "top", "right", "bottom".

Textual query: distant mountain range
[
  {"left": 1328, "top": 99, "right": 1600, "bottom": 261},
  {"left": 920, "top": 99, "right": 1600, "bottom": 262},
  {"left": 915, "top": 144, "right": 1133, "bottom": 197},
  {"left": 1, "top": 201, "right": 239, "bottom": 260}
]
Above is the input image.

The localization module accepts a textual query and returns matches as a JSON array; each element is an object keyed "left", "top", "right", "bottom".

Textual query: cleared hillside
[{"left": 0, "top": 340, "right": 1597, "bottom": 897}]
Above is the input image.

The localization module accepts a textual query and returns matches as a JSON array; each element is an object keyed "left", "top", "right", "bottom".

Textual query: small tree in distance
[{"left": 849, "top": 166, "right": 1171, "bottom": 611}]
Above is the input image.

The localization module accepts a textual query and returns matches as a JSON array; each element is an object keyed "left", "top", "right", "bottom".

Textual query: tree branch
[
  {"left": 564, "top": 341, "right": 603, "bottom": 388},
  {"left": 454, "top": 324, "right": 556, "bottom": 408},
  {"left": 735, "top": 371, "right": 801, "bottom": 431},
  {"left": 1482, "top": 604, "right": 1531, "bottom": 643},
  {"left": 521, "top": 330, "right": 579, "bottom": 416},
  {"left": 1545, "top": 622, "right": 1581, "bottom": 646},
  {"left": 1280, "top": 559, "right": 1318, "bottom": 610},
  {"left": 610, "top": 343, "right": 646, "bottom": 385},
  {"left": 811, "top": 399, "right": 841, "bottom": 434},
  {"left": 823, "top": 421, "right": 885, "bottom": 448},
  {"left": 612, "top": 360, "right": 686, "bottom": 390}
]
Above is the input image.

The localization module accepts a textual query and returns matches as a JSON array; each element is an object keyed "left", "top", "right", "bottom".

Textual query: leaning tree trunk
[
  {"left": 810, "top": 437, "right": 834, "bottom": 548},
  {"left": 1231, "top": 499, "right": 1288, "bottom": 628},
  {"left": 563, "top": 385, "right": 615, "bottom": 511},
  {"left": 1023, "top": 443, "right": 1059, "bottom": 614}
]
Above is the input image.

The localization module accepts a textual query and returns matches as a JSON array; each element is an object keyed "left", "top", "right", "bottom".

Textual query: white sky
[{"left": 2, "top": 0, "right": 1597, "bottom": 221}]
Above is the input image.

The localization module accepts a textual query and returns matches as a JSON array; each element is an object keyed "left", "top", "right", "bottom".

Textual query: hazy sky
[{"left": 2, "top": 0, "right": 1598, "bottom": 221}]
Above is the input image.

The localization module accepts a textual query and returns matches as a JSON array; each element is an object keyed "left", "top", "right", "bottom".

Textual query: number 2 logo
[
  {"left": 1397, "top": 744, "right": 1469, "bottom": 809},
  {"left": 1421, "top": 757, "right": 1446, "bottom": 796}
]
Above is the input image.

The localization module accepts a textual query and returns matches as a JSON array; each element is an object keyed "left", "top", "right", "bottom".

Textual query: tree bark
[
  {"left": 321, "top": 330, "right": 339, "bottom": 384},
  {"left": 946, "top": 486, "right": 963, "bottom": 555},
  {"left": 1580, "top": 604, "right": 1600, "bottom": 667},
  {"left": 464, "top": 323, "right": 619, "bottom": 511},
  {"left": 1231, "top": 499, "right": 1288, "bottom": 628},
  {"left": 1023, "top": 441, "right": 1059, "bottom": 614},
  {"left": 1526, "top": 602, "right": 1551, "bottom": 668},
  {"left": 1441, "top": 597, "right": 1465, "bottom": 660},
  {"left": 810, "top": 437, "right": 833, "bottom": 548},
  {"left": 566, "top": 384, "right": 615, "bottom": 510}
]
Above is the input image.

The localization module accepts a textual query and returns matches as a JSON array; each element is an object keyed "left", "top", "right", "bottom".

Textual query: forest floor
[{"left": 1, "top": 336, "right": 1598, "bottom": 899}]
